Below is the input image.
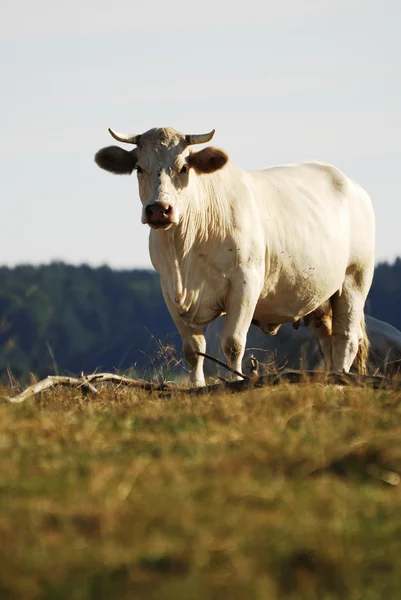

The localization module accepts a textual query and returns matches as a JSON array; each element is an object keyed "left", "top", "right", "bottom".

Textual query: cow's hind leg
[
  {"left": 331, "top": 278, "right": 368, "bottom": 373},
  {"left": 307, "top": 301, "right": 333, "bottom": 370},
  {"left": 308, "top": 321, "right": 333, "bottom": 370}
]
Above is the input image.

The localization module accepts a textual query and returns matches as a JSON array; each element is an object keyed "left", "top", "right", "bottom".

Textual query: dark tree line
[
  {"left": 0, "top": 260, "right": 400, "bottom": 381},
  {"left": 0, "top": 263, "right": 175, "bottom": 381}
]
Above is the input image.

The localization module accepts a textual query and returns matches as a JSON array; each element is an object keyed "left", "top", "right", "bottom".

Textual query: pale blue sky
[{"left": 1, "top": 0, "right": 400, "bottom": 268}]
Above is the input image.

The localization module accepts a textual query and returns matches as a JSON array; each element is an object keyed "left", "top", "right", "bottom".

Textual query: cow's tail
[{"left": 355, "top": 314, "right": 369, "bottom": 375}]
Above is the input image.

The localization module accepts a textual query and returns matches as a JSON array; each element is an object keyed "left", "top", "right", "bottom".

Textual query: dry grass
[{"left": 1, "top": 383, "right": 401, "bottom": 599}]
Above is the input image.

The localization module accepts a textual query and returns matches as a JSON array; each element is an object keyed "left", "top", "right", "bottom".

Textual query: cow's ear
[
  {"left": 187, "top": 147, "right": 228, "bottom": 174},
  {"left": 95, "top": 146, "right": 138, "bottom": 175}
]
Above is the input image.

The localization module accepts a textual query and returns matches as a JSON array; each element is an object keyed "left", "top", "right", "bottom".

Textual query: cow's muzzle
[{"left": 145, "top": 202, "right": 174, "bottom": 228}]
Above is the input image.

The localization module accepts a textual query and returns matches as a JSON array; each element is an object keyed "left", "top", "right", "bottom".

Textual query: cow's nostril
[{"left": 146, "top": 203, "right": 172, "bottom": 222}]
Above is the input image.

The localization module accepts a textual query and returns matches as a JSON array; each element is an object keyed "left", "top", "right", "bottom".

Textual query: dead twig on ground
[
  {"left": 196, "top": 351, "right": 250, "bottom": 380},
  {"left": 5, "top": 373, "right": 178, "bottom": 403}
]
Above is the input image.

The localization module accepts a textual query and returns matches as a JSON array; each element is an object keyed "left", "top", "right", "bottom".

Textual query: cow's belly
[
  {"left": 253, "top": 263, "right": 346, "bottom": 325},
  {"left": 253, "top": 294, "right": 327, "bottom": 325}
]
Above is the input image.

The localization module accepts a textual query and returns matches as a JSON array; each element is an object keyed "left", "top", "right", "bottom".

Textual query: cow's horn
[
  {"left": 108, "top": 128, "right": 141, "bottom": 145},
  {"left": 185, "top": 129, "right": 215, "bottom": 145}
]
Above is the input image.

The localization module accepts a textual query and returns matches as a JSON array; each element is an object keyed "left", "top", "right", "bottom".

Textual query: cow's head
[{"left": 95, "top": 127, "right": 228, "bottom": 229}]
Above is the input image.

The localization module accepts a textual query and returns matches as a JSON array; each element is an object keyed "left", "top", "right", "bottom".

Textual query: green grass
[{"left": 1, "top": 383, "right": 401, "bottom": 599}]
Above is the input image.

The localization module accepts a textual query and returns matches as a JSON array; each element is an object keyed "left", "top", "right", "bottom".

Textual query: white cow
[
  {"left": 205, "top": 315, "right": 401, "bottom": 377},
  {"left": 95, "top": 127, "right": 375, "bottom": 386}
]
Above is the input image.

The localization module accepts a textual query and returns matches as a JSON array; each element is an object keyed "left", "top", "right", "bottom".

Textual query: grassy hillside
[{"left": 1, "top": 384, "right": 401, "bottom": 599}]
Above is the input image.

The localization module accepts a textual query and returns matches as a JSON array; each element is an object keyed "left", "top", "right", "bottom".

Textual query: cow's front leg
[
  {"left": 181, "top": 328, "right": 206, "bottom": 387},
  {"left": 161, "top": 291, "right": 206, "bottom": 386},
  {"left": 170, "top": 317, "right": 206, "bottom": 386},
  {"left": 221, "top": 278, "right": 260, "bottom": 380}
]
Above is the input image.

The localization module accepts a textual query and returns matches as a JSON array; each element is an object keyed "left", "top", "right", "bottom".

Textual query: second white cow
[{"left": 205, "top": 315, "right": 401, "bottom": 377}]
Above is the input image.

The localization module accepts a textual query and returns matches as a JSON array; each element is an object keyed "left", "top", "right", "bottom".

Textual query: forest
[{"left": 0, "top": 259, "right": 400, "bottom": 381}]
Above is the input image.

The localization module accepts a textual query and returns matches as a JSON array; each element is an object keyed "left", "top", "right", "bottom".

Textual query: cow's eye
[
  {"left": 136, "top": 164, "right": 143, "bottom": 174},
  {"left": 180, "top": 164, "right": 189, "bottom": 175}
]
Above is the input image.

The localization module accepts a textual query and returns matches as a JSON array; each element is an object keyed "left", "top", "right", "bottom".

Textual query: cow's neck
[
  {"left": 180, "top": 172, "right": 231, "bottom": 252},
  {"left": 163, "top": 172, "right": 231, "bottom": 312},
  {"left": 167, "top": 230, "right": 185, "bottom": 305},
  {"left": 165, "top": 219, "right": 207, "bottom": 314}
]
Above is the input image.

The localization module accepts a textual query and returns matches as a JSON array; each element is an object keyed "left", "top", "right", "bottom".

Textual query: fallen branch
[{"left": 5, "top": 373, "right": 177, "bottom": 403}]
